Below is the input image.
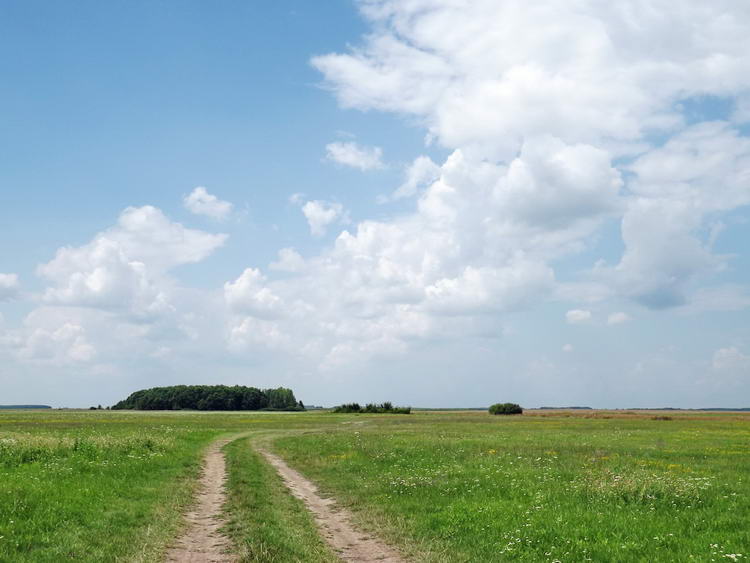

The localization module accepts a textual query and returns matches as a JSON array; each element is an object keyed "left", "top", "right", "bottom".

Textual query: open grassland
[
  {"left": 275, "top": 411, "right": 750, "bottom": 562},
  {"left": 0, "top": 410, "right": 335, "bottom": 562},
  {"left": 1, "top": 409, "right": 748, "bottom": 562}
]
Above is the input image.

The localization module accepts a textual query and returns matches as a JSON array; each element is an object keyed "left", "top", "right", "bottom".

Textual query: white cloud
[
  {"left": 494, "top": 137, "right": 622, "bottom": 228},
  {"left": 37, "top": 206, "right": 227, "bottom": 314},
  {"left": 310, "top": 0, "right": 750, "bottom": 315},
  {"left": 20, "top": 322, "right": 96, "bottom": 364},
  {"left": 0, "top": 273, "right": 20, "bottom": 301},
  {"left": 183, "top": 187, "right": 234, "bottom": 220},
  {"left": 314, "top": 2, "right": 750, "bottom": 160},
  {"left": 224, "top": 268, "right": 282, "bottom": 319},
  {"left": 566, "top": 309, "right": 592, "bottom": 324},
  {"left": 388, "top": 155, "right": 440, "bottom": 200},
  {"left": 325, "top": 141, "right": 384, "bottom": 170},
  {"left": 562, "top": 343, "right": 573, "bottom": 353},
  {"left": 607, "top": 312, "right": 631, "bottom": 325},
  {"left": 599, "top": 122, "right": 750, "bottom": 308},
  {"left": 424, "top": 261, "right": 553, "bottom": 315},
  {"left": 269, "top": 248, "right": 306, "bottom": 273},
  {"left": 301, "top": 200, "right": 347, "bottom": 236}
]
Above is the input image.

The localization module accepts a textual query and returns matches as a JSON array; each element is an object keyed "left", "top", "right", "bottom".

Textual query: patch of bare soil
[
  {"left": 166, "top": 439, "right": 236, "bottom": 563},
  {"left": 258, "top": 447, "right": 405, "bottom": 563}
]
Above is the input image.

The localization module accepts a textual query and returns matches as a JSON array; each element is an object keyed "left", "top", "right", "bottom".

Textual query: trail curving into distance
[
  {"left": 257, "top": 446, "right": 406, "bottom": 563},
  {"left": 165, "top": 438, "right": 236, "bottom": 563}
]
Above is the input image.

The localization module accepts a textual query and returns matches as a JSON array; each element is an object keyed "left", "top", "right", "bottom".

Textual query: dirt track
[
  {"left": 165, "top": 438, "right": 235, "bottom": 563},
  {"left": 258, "top": 447, "right": 405, "bottom": 563}
]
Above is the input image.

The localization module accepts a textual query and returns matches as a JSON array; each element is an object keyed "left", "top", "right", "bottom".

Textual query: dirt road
[
  {"left": 165, "top": 438, "right": 236, "bottom": 563},
  {"left": 258, "top": 447, "right": 405, "bottom": 563}
]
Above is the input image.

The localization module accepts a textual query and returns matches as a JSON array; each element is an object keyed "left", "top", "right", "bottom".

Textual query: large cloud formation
[
  {"left": 5, "top": 207, "right": 228, "bottom": 367},
  {"left": 222, "top": 1, "right": 750, "bottom": 368},
  {"left": 310, "top": 0, "right": 750, "bottom": 308},
  {"left": 3, "top": 1, "right": 750, "bottom": 404}
]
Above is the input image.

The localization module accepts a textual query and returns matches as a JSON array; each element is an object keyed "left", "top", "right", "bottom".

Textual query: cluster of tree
[
  {"left": 489, "top": 403, "right": 523, "bottom": 415},
  {"left": 111, "top": 385, "right": 304, "bottom": 411},
  {"left": 332, "top": 402, "right": 411, "bottom": 414}
]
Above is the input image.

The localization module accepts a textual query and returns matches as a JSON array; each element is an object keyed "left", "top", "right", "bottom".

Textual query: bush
[
  {"left": 332, "top": 403, "right": 362, "bottom": 414},
  {"left": 332, "top": 402, "right": 410, "bottom": 414},
  {"left": 489, "top": 403, "right": 523, "bottom": 415}
]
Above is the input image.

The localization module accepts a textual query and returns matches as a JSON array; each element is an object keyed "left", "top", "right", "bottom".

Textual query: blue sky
[
  {"left": 1, "top": 1, "right": 749, "bottom": 408},
  {"left": 1, "top": 0, "right": 425, "bottom": 285}
]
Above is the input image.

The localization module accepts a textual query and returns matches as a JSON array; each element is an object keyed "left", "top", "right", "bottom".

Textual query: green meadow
[{"left": 1, "top": 409, "right": 748, "bottom": 562}]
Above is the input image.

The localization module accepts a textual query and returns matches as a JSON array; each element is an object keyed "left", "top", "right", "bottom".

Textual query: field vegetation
[
  {"left": 275, "top": 410, "right": 750, "bottom": 562},
  {"left": 1, "top": 408, "right": 748, "bottom": 562},
  {"left": 0, "top": 410, "right": 333, "bottom": 562}
]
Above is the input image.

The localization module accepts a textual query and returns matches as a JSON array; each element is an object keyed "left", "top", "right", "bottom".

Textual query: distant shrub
[
  {"left": 332, "top": 403, "right": 362, "bottom": 414},
  {"left": 652, "top": 415, "right": 673, "bottom": 421},
  {"left": 489, "top": 403, "right": 523, "bottom": 415},
  {"left": 332, "top": 402, "right": 410, "bottom": 414}
]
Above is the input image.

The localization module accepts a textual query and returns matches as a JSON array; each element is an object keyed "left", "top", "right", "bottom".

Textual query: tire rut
[
  {"left": 165, "top": 438, "right": 236, "bottom": 563},
  {"left": 257, "top": 446, "right": 405, "bottom": 563}
]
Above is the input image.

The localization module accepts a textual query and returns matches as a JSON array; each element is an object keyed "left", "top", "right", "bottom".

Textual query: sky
[{"left": 1, "top": 0, "right": 749, "bottom": 409}]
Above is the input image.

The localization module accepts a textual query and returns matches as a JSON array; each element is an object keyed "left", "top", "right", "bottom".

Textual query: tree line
[{"left": 111, "top": 385, "right": 303, "bottom": 411}]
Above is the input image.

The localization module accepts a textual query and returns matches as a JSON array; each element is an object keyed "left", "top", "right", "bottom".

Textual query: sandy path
[
  {"left": 257, "top": 447, "right": 405, "bottom": 563},
  {"left": 165, "top": 438, "right": 236, "bottom": 563}
]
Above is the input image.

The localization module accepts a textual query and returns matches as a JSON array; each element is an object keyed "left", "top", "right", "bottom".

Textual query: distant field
[{"left": 1, "top": 409, "right": 748, "bottom": 561}]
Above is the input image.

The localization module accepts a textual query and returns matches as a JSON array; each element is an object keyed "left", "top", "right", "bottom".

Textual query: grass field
[
  {"left": 1, "top": 409, "right": 748, "bottom": 562},
  {"left": 0, "top": 410, "right": 334, "bottom": 562},
  {"left": 277, "top": 411, "right": 750, "bottom": 562}
]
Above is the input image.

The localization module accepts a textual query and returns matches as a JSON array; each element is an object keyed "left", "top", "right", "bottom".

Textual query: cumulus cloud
[
  {"left": 183, "top": 187, "right": 234, "bottom": 220},
  {"left": 607, "top": 312, "right": 632, "bottom": 325},
  {"left": 566, "top": 310, "right": 592, "bottom": 324},
  {"left": 596, "top": 122, "right": 750, "bottom": 309},
  {"left": 20, "top": 322, "right": 96, "bottom": 364},
  {"left": 0, "top": 273, "right": 20, "bottom": 301},
  {"left": 301, "top": 200, "right": 347, "bottom": 236},
  {"left": 224, "top": 268, "right": 282, "bottom": 319},
  {"left": 37, "top": 206, "right": 227, "bottom": 314},
  {"left": 308, "top": 0, "right": 750, "bottom": 317},
  {"left": 325, "top": 141, "right": 384, "bottom": 170},
  {"left": 269, "top": 248, "right": 306, "bottom": 273},
  {"left": 314, "top": 1, "right": 750, "bottom": 160}
]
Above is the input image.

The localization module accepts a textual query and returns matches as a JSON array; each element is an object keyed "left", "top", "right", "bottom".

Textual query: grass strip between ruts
[{"left": 223, "top": 437, "right": 338, "bottom": 562}]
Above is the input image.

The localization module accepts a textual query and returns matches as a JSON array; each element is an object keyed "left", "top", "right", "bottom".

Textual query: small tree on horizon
[{"left": 489, "top": 403, "right": 523, "bottom": 415}]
